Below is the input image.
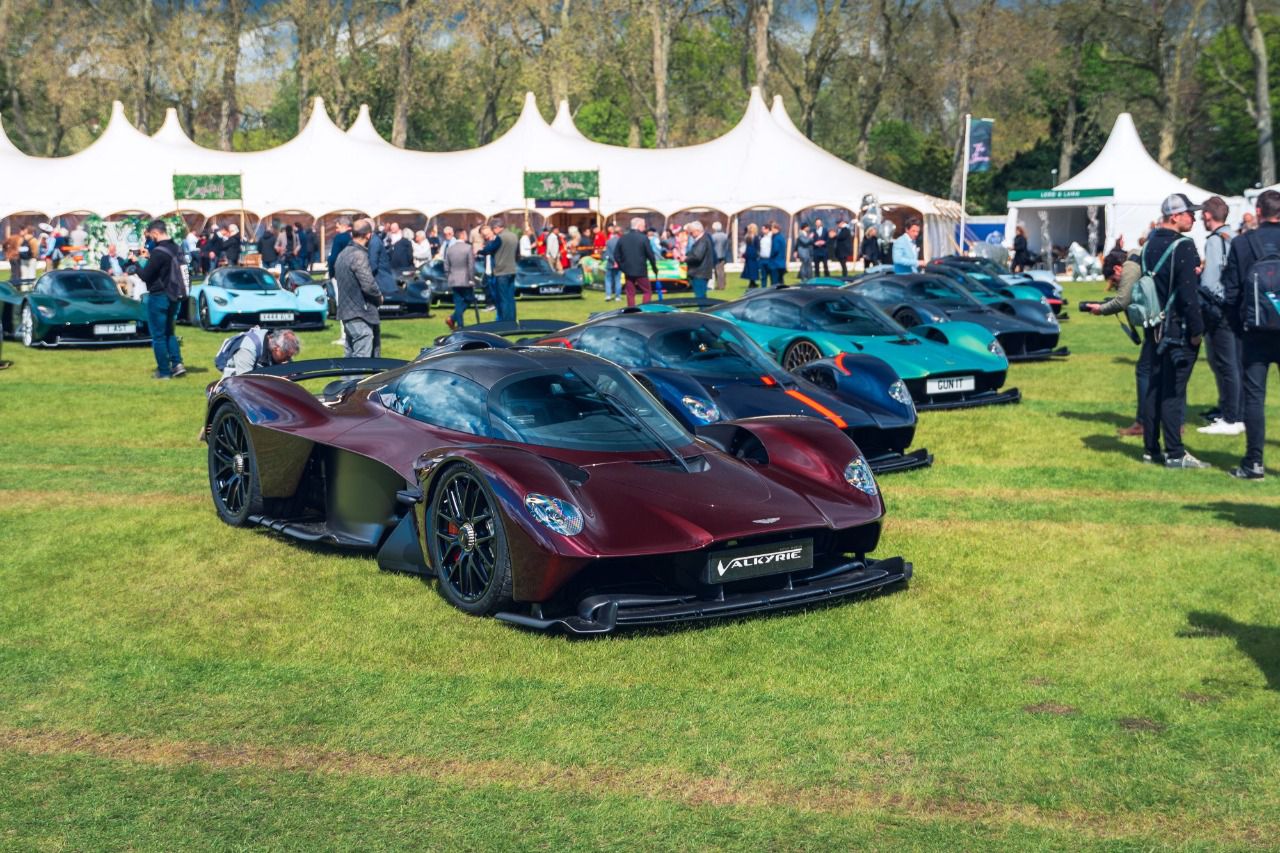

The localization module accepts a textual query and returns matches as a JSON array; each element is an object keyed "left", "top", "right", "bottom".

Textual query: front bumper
[
  {"left": 915, "top": 386, "right": 1021, "bottom": 411},
  {"left": 865, "top": 447, "right": 933, "bottom": 473},
  {"left": 495, "top": 556, "right": 911, "bottom": 635},
  {"left": 1006, "top": 346, "right": 1070, "bottom": 363}
]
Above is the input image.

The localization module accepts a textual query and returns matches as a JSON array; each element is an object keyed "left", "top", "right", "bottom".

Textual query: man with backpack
[
  {"left": 136, "top": 220, "right": 188, "bottom": 380},
  {"left": 1221, "top": 189, "right": 1280, "bottom": 480},
  {"left": 1138, "top": 194, "right": 1208, "bottom": 468},
  {"left": 217, "top": 327, "right": 301, "bottom": 378},
  {"left": 1196, "top": 196, "right": 1243, "bottom": 436}
]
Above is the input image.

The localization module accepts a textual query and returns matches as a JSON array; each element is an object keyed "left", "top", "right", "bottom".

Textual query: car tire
[
  {"left": 781, "top": 338, "right": 823, "bottom": 371},
  {"left": 197, "top": 295, "right": 213, "bottom": 331},
  {"left": 895, "top": 309, "right": 921, "bottom": 328},
  {"left": 207, "top": 405, "right": 264, "bottom": 527},
  {"left": 426, "top": 465, "right": 514, "bottom": 616},
  {"left": 19, "top": 303, "right": 37, "bottom": 347}
]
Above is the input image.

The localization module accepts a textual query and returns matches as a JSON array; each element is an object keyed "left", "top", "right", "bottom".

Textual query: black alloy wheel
[
  {"left": 781, "top": 339, "right": 823, "bottom": 371},
  {"left": 427, "top": 466, "right": 513, "bottom": 615},
  {"left": 208, "top": 406, "right": 263, "bottom": 526},
  {"left": 198, "top": 295, "right": 213, "bottom": 330}
]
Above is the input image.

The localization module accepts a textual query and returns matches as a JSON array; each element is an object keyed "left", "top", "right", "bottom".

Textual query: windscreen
[
  {"left": 49, "top": 272, "right": 117, "bottom": 297},
  {"left": 490, "top": 362, "right": 693, "bottom": 452},
  {"left": 907, "top": 276, "right": 985, "bottom": 309},
  {"left": 804, "top": 294, "right": 904, "bottom": 336},
  {"left": 216, "top": 269, "right": 280, "bottom": 291},
  {"left": 648, "top": 322, "right": 782, "bottom": 379},
  {"left": 517, "top": 257, "right": 553, "bottom": 274}
]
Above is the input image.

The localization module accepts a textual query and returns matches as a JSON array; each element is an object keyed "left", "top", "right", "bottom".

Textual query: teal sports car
[
  {"left": 708, "top": 287, "right": 1020, "bottom": 410},
  {"left": 187, "top": 266, "right": 328, "bottom": 331},
  {"left": 7, "top": 269, "right": 149, "bottom": 347}
]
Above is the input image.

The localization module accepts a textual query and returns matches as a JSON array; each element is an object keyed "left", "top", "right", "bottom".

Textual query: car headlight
[
  {"left": 681, "top": 395, "right": 721, "bottom": 424},
  {"left": 524, "top": 493, "right": 584, "bottom": 536},
  {"left": 213, "top": 296, "right": 228, "bottom": 306},
  {"left": 888, "top": 380, "right": 913, "bottom": 408},
  {"left": 35, "top": 304, "right": 55, "bottom": 318},
  {"left": 843, "top": 457, "right": 878, "bottom": 496},
  {"left": 1045, "top": 310, "right": 1057, "bottom": 325},
  {"left": 315, "top": 295, "right": 326, "bottom": 304},
  {"left": 988, "top": 339, "right": 1005, "bottom": 358}
]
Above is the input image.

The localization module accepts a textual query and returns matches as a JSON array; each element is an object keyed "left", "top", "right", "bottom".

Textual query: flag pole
[{"left": 959, "top": 114, "right": 971, "bottom": 256}]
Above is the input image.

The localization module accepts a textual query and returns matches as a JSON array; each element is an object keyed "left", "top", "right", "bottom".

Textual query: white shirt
[{"left": 519, "top": 234, "right": 532, "bottom": 257}]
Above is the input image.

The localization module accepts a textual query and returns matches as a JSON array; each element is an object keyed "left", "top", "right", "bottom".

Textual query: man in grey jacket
[
  {"left": 710, "top": 222, "right": 729, "bottom": 291},
  {"left": 334, "top": 219, "right": 384, "bottom": 357},
  {"left": 1197, "top": 196, "right": 1243, "bottom": 435},
  {"left": 479, "top": 218, "right": 519, "bottom": 322}
]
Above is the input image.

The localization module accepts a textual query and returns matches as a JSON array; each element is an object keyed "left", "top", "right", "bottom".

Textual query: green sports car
[
  {"left": 7, "top": 269, "right": 150, "bottom": 347},
  {"left": 708, "top": 287, "right": 1020, "bottom": 410},
  {"left": 580, "top": 256, "right": 688, "bottom": 291}
]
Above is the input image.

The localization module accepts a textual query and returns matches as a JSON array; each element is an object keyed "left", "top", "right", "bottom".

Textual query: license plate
[
  {"left": 539, "top": 285, "right": 564, "bottom": 294},
  {"left": 260, "top": 312, "right": 294, "bottom": 322},
  {"left": 704, "top": 538, "right": 813, "bottom": 584},
  {"left": 93, "top": 322, "right": 136, "bottom": 335},
  {"left": 926, "top": 376, "right": 975, "bottom": 394},
  {"left": 378, "top": 304, "right": 403, "bottom": 312}
]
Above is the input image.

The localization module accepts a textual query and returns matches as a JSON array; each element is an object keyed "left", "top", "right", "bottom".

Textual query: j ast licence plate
[{"left": 93, "top": 322, "right": 136, "bottom": 335}]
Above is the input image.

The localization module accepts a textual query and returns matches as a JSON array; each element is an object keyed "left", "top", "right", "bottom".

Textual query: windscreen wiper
[{"left": 586, "top": 382, "right": 693, "bottom": 474}]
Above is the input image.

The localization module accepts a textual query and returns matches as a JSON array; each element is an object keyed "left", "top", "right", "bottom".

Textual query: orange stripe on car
[{"left": 783, "top": 389, "right": 847, "bottom": 428}]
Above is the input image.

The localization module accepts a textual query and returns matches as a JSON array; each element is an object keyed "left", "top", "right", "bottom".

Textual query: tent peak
[{"left": 551, "top": 99, "right": 586, "bottom": 139}]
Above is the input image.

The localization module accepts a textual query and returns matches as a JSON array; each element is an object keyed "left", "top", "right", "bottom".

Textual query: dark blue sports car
[{"left": 435, "top": 310, "right": 932, "bottom": 474}]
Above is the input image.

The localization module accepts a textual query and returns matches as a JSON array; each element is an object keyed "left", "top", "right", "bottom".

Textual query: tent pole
[{"left": 959, "top": 114, "right": 971, "bottom": 255}]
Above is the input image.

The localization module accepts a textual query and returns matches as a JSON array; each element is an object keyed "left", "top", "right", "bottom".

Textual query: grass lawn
[{"left": 1, "top": 279, "right": 1278, "bottom": 850}]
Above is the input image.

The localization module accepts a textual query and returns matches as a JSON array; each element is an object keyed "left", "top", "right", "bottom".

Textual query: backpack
[
  {"left": 1241, "top": 231, "right": 1280, "bottom": 332},
  {"left": 214, "top": 328, "right": 266, "bottom": 372},
  {"left": 1127, "top": 237, "right": 1188, "bottom": 329}
]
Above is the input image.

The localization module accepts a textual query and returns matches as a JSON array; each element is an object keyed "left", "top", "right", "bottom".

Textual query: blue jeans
[
  {"left": 493, "top": 274, "right": 516, "bottom": 322},
  {"left": 146, "top": 293, "right": 183, "bottom": 375},
  {"left": 452, "top": 288, "right": 474, "bottom": 328},
  {"left": 690, "top": 277, "right": 708, "bottom": 301},
  {"left": 604, "top": 266, "right": 622, "bottom": 299}
]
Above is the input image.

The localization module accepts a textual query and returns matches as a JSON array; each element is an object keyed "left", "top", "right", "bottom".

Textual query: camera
[{"left": 1078, "top": 301, "right": 1100, "bottom": 313}]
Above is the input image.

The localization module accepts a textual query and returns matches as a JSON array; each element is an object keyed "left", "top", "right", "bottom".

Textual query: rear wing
[
  {"left": 429, "top": 319, "right": 573, "bottom": 349},
  {"left": 248, "top": 357, "right": 407, "bottom": 382}
]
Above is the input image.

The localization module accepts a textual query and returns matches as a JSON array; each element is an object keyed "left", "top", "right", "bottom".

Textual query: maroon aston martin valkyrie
[{"left": 202, "top": 347, "right": 911, "bottom": 633}]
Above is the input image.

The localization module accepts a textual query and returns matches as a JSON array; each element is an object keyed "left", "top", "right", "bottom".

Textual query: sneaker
[
  {"left": 1197, "top": 419, "right": 1244, "bottom": 436},
  {"left": 1229, "top": 463, "right": 1265, "bottom": 480},
  {"left": 1200, "top": 408, "right": 1222, "bottom": 423},
  {"left": 152, "top": 370, "right": 172, "bottom": 380},
  {"left": 171, "top": 363, "right": 187, "bottom": 377},
  {"left": 1117, "top": 422, "right": 1144, "bottom": 437},
  {"left": 444, "top": 316, "right": 456, "bottom": 331},
  {"left": 1141, "top": 452, "right": 1165, "bottom": 465},
  {"left": 1165, "top": 453, "right": 1212, "bottom": 469}
]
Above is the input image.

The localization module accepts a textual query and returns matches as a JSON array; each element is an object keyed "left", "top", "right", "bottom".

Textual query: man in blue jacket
[
  {"left": 892, "top": 219, "right": 921, "bottom": 273},
  {"left": 326, "top": 217, "right": 352, "bottom": 280},
  {"left": 768, "top": 222, "right": 788, "bottom": 286}
]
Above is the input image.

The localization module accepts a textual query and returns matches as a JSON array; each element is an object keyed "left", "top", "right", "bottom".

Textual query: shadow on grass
[
  {"left": 1183, "top": 501, "right": 1280, "bottom": 530},
  {"left": 1059, "top": 410, "right": 1132, "bottom": 428},
  {"left": 1081, "top": 433, "right": 1145, "bottom": 462},
  {"left": 1182, "top": 612, "right": 1280, "bottom": 691},
  {"left": 1111, "top": 355, "right": 1137, "bottom": 366}
]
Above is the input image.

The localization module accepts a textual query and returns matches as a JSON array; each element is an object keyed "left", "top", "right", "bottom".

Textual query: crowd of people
[{"left": 1084, "top": 191, "right": 1279, "bottom": 480}]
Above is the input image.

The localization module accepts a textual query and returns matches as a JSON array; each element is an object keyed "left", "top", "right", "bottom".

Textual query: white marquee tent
[
  {"left": 1005, "top": 112, "right": 1245, "bottom": 256},
  {"left": 2, "top": 88, "right": 960, "bottom": 256}
]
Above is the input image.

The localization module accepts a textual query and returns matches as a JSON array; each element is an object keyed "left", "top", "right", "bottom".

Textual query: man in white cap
[{"left": 1138, "top": 193, "right": 1208, "bottom": 469}]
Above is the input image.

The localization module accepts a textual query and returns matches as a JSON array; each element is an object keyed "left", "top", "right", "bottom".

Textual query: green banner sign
[
  {"left": 523, "top": 170, "right": 598, "bottom": 200},
  {"left": 1007, "top": 188, "right": 1114, "bottom": 202},
  {"left": 172, "top": 174, "right": 243, "bottom": 201}
]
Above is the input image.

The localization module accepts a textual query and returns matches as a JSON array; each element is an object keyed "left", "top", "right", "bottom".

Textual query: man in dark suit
[
  {"left": 684, "top": 221, "right": 715, "bottom": 301},
  {"left": 257, "top": 226, "right": 278, "bottom": 271},
  {"left": 389, "top": 224, "right": 415, "bottom": 274},
  {"left": 834, "top": 219, "right": 854, "bottom": 276},
  {"left": 768, "top": 222, "right": 788, "bottom": 286},
  {"left": 222, "top": 225, "right": 242, "bottom": 265},
  {"left": 327, "top": 217, "right": 352, "bottom": 279},
  {"left": 614, "top": 216, "right": 660, "bottom": 307}
]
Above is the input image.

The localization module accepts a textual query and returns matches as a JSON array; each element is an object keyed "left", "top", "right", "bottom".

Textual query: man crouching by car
[{"left": 220, "top": 327, "right": 301, "bottom": 378}]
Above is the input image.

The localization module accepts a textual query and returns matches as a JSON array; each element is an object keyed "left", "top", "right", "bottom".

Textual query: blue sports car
[
  {"left": 187, "top": 266, "right": 328, "bottom": 330},
  {"left": 428, "top": 312, "right": 931, "bottom": 473},
  {"left": 707, "top": 287, "right": 1020, "bottom": 410}
]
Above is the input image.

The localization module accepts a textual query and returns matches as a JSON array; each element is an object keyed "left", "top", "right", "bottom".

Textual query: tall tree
[
  {"left": 750, "top": 0, "right": 773, "bottom": 93},
  {"left": 774, "top": 0, "right": 853, "bottom": 137},
  {"left": 391, "top": 0, "right": 418, "bottom": 147},
  {"left": 218, "top": 0, "right": 249, "bottom": 150},
  {"left": 1240, "top": 0, "right": 1275, "bottom": 184}
]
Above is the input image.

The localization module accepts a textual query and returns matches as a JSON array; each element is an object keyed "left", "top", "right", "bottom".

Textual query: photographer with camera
[
  {"left": 1137, "top": 194, "right": 1207, "bottom": 468},
  {"left": 1196, "top": 197, "right": 1243, "bottom": 436},
  {"left": 1081, "top": 247, "right": 1149, "bottom": 436},
  {"left": 1221, "top": 189, "right": 1280, "bottom": 480}
]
